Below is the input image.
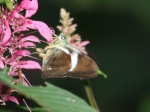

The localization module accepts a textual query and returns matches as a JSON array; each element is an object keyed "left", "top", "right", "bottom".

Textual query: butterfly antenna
[
  {"left": 22, "top": 52, "right": 40, "bottom": 60},
  {"left": 24, "top": 31, "right": 38, "bottom": 36},
  {"left": 31, "top": 51, "right": 39, "bottom": 55},
  {"left": 53, "top": 33, "right": 58, "bottom": 37},
  {"left": 39, "top": 39, "right": 49, "bottom": 44}
]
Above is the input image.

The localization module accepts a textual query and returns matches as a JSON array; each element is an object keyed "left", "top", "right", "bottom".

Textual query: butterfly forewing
[
  {"left": 42, "top": 48, "right": 71, "bottom": 78},
  {"left": 40, "top": 34, "right": 99, "bottom": 79}
]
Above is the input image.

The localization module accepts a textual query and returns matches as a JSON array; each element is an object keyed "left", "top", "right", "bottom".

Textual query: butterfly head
[{"left": 53, "top": 33, "right": 68, "bottom": 45}]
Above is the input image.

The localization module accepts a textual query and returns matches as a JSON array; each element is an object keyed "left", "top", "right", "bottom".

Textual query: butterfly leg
[{"left": 36, "top": 48, "right": 46, "bottom": 58}]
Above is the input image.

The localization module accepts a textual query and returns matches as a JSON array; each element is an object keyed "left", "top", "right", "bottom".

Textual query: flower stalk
[{"left": 84, "top": 80, "right": 100, "bottom": 112}]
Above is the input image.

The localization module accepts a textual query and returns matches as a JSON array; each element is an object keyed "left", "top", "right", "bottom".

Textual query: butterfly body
[{"left": 37, "top": 34, "right": 99, "bottom": 79}]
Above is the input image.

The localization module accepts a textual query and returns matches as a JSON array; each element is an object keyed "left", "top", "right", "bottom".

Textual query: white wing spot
[
  {"left": 58, "top": 47, "right": 70, "bottom": 54},
  {"left": 69, "top": 51, "right": 78, "bottom": 71},
  {"left": 47, "top": 67, "right": 52, "bottom": 70}
]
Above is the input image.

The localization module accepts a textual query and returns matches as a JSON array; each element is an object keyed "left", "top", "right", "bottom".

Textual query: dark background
[{"left": 6, "top": 1, "right": 150, "bottom": 112}]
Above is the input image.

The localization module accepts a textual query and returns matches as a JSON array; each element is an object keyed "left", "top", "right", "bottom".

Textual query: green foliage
[
  {"left": 97, "top": 69, "right": 108, "bottom": 78},
  {"left": 0, "top": 68, "right": 96, "bottom": 112},
  {"left": 0, "top": 0, "right": 13, "bottom": 10},
  {"left": 19, "top": 106, "right": 47, "bottom": 112},
  {"left": 4, "top": 0, "right": 13, "bottom": 10},
  {"left": 137, "top": 95, "right": 150, "bottom": 112},
  {"left": 0, "top": 0, "right": 4, "bottom": 4},
  {"left": 0, "top": 109, "right": 17, "bottom": 112}
]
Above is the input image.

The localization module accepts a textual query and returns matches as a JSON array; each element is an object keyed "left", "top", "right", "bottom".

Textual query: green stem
[{"left": 83, "top": 80, "right": 100, "bottom": 112}]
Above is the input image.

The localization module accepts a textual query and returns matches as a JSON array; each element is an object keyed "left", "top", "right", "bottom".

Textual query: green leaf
[
  {"left": 97, "top": 69, "right": 108, "bottom": 78},
  {"left": 0, "top": 108, "right": 17, "bottom": 112},
  {"left": 19, "top": 106, "right": 47, "bottom": 112},
  {"left": 0, "top": 0, "right": 13, "bottom": 10},
  {"left": 0, "top": 0, "right": 4, "bottom": 4},
  {"left": 4, "top": 0, "right": 13, "bottom": 10},
  {"left": 0, "top": 68, "right": 97, "bottom": 112}
]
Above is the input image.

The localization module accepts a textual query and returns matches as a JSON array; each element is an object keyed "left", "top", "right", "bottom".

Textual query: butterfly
[{"left": 36, "top": 34, "right": 99, "bottom": 79}]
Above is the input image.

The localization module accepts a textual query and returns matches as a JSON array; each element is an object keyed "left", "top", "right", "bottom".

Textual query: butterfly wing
[
  {"left": 66, "top": 45, "right": 99, "bottom": 79},
  {"left": 42, "top": 48, "right": 71, "bottom": 78}
]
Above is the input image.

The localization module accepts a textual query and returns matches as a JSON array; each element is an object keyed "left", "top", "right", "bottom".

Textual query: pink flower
[
  {"left": 8, "top": 96, "right": 19, "bottom": 105},
  {"left": 20, "top": 35, "right": 41, "bottom": 43},
  {"left": 0, "top": 0, "right": 53, "bottom": 106},
  {"left": 0, "top": 85, "right": 19, "bottom": 105},
  {"left": 2, "top": 20, "right": 11, "bottom": 45},
  {"left": 14, "top": 20, "right": 53, "bottom": 42},
  {"left": 0, "top": 59, "right": 4, "bottom": 69},
  {"left": 19, "top": 60, "right": 41, "bottom": 69},
  {"left": 70, "top": 34, "right": 90, "bottom": 54},
  {"left": 57, "top": 8, "right": 90, "bottom": 54},
  {"left": 19, "top": 0, "right": 38, "bottom": 17}
]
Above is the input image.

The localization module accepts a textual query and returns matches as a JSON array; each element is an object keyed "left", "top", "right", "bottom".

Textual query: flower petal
[
  {"left": 8, "top": 96, "right": 19, "bottom": 105},
  {"left": 14, "top": 27, "right": 29, "bottom": 33},
  {"left": 0, "top": 59, "right": 4, "bottom": 69},
  {"left": 14, "top": 20, "right": 53, "bottom": 42},
  {"left": 0, "top": 25, "right": 2, "bottom": 35},
  {"left": 10, "top": 10, "right": 23, "bottom": 18},
  {"left": 57, "top": 26, "right": 63, "bottom": 32},
  {"left": 79, "top": 41, "right": 90, "bottom": 47},
  {"left": 65, "top": 24, "right": 77, "bottom": 34},
  {"left": 20, "top": 35, "right": 40, "bottom": 43},
  {"left": 19, "top": 0, "right": 38, "bottom": 17},
  {"left": 9, "top": 50, "right": 31, "bottom": 62},
  {"left": 70, "top": 34, "right": 81, "bottom": 43},
  {"left": 20, "top": 60, "right": 41, "bottom": 69},
  {"left": 15, "top": 50, "right": 31, "bottom": 56},
  {"left": 28, "top": 20, "right": 53, "bottom": 42},
  {"left": 20, "top": 42, "right": 36, "bottom": 48},
  {"left": 2, "top": 20, "right": 11, "bottom": 45},
  {"left": 13, "top": 20, "right": 31, "bottom": 33}
]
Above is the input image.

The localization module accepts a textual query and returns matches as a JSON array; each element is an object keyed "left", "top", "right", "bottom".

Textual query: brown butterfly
[{"left": 36, "top": 34, "right": 99, "bottom": 79}]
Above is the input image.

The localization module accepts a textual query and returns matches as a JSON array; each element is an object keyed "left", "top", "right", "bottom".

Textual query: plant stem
[{"left": 83, "top": 80, "right": 100, "bottom": 112}]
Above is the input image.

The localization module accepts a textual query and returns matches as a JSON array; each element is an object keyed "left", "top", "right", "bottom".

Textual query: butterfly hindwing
[
  {"left": 66, "top": 46, "right": 99, "bottom": 79},
  {"left": 42, "top": 48, "right": 71, "bottom": 78}
]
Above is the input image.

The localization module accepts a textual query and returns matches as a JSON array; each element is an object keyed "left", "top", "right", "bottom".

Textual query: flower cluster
[
  {"left": 0, "top": 0, "right": 53, "bottom": 105},
  {"left": 57, "top": 8, "right": 90, "bottom": 54}
]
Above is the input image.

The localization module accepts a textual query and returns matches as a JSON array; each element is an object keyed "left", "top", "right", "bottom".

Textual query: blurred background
[{"left": 7, "top": 0, "right": 150, "bottom": 112}]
